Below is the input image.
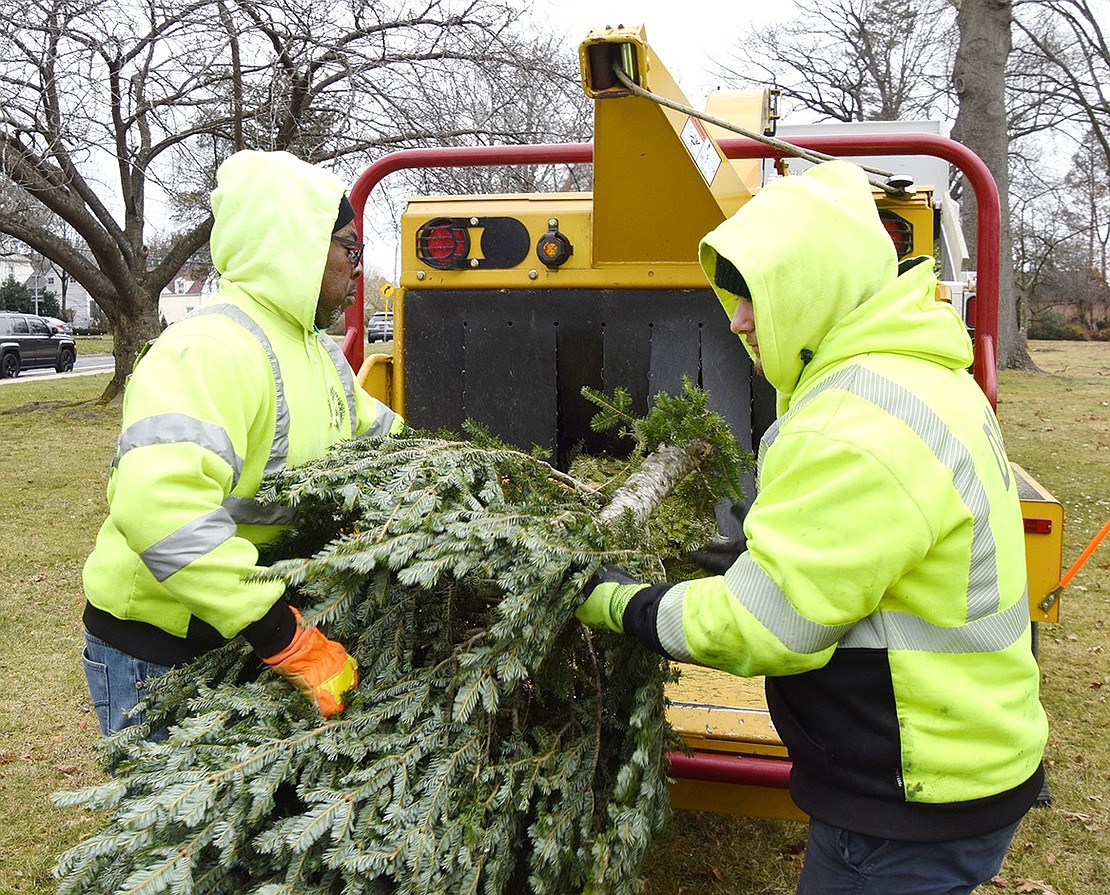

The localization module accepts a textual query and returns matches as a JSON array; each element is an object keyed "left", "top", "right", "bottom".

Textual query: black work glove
[
  {"left": 586, "top": 564, "right": 640, "bottom": 590},
  {"left": 691, "top": 499, "right": 750, "bottom": 573},
  {"left": 690, "top": 537, "right": 747, "bottom": 573}
]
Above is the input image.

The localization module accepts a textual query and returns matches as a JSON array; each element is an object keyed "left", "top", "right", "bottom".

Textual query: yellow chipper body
[{"left": 349, "top": 25, "right": 1063, "bottom": 821}]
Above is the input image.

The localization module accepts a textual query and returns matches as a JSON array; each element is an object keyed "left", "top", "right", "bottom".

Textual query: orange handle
[{"left": 1060, "top": 517, "right": 1110, "bottom": 588}]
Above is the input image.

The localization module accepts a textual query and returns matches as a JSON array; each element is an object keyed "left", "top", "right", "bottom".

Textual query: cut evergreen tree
[{"left": 54, "top": 381, "right": 752, "bottom": 895}]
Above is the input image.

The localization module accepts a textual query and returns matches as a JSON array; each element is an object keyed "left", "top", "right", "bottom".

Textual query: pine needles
[{"left": 54, "top": 388, "right": 751, "bottom": 895}]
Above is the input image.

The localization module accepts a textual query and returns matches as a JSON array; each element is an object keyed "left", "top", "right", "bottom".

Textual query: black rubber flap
[{"left": 403, "top": 289, "right": 773, "bottom": 470}]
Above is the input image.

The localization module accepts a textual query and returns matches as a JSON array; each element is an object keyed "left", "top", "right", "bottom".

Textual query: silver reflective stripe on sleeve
[
  {"left": 223, "top": 495, "right": 297, "bottom": 526},
  {"left": 189, "top": 304, "right": 290, "bottom": 477},
  {"left": 318, "top": 335, "right": 360, "bottom": 439},
  {"left": 657, "top": 567, "right": 1031, "bottom": 661},
  {"left": 655, "top": 586, "right": 693, "bottom": 661},
  {"left": 317, "top": 336, "right": 400, "bottom": 437},
  {"left": 655, "top": 553, "right": 852, "bottom": 662},
  {"left": 113, "top": 413, "right": 243, "bottom": 485},
  {"left": 762, "top": 365, "right": 1001, "bottom": 624},
  {"left": 364, "top": 403, "right": 400, "bottom": 438},
  {"left": 139, "top": 507, "right": 237, "bottom": 582}
]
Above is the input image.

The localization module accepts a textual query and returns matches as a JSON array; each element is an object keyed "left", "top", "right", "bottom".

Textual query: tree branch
[{"left": 599, "top": 441, "right": 713, "bottom": 528}]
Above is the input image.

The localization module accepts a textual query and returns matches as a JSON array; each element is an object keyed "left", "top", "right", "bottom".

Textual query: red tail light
[
  {"left": 878, "top": 210, "right": 914, "bottom": 258},
  {"left": 417, "top": 217, "right": 471, "bottom": 270}
]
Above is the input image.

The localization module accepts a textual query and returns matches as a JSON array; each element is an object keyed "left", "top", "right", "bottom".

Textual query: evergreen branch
[
  {"left": 54, "top": 384, "right": 750, "bottom": 894},
  {"left": 545, "top": 466, "right": 606, "bottom": 504}
]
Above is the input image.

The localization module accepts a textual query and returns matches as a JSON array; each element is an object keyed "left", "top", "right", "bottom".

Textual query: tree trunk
[
  {"left": 101, "top": 296, "right": 163, "bottom": 403},
  {"left": 951, "top": 0, "right": 1037, "bottom": 371}
]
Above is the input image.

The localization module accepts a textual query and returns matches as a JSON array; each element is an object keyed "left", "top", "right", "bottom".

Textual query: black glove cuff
[
  {"left": 241, "top": 598, "right": 298, "bottom": 657},
  {"left": 623, "top": 583, "right": 677, "bottom": 659}
]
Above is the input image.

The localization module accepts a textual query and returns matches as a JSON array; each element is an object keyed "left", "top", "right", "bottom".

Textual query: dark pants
[
  {"left": 797, "top": 817, "right": 1022, "bottom": 895},
  {"left": 82, "top": 631, "right": 172, "bottom": 740}
]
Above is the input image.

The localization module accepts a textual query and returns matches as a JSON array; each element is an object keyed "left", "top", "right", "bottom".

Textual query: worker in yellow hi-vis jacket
[
  {"left": 82, "top": 151, "right": 405, "bottom": 736},
  {"left": 577, "top": 161, "right": 1047, "bottom": 895}
]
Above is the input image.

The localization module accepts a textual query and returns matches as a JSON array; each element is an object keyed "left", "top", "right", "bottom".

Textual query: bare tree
[
  {"left": 0, "top": 0, "right": 573, "bottom": 399},
  {"left": 1014, "top": 132, "right": 1110, "bottom": 335},
  {"left": 951, "top": 0, "right": 1037, "bottom": 369},
  {"left": 1008, "top": 1, "right": 1110, "bottom": 339},
  {"left": 361, "top": 24, "right": 593, "bottom": 277},
  {"left": 1064, "top": 131, "right": 1110, "bottom": 283},
  {"left": 1021, "top": 237, "right": 1110, "bottom": 336},
  {"left": 715, "top": 0, "right": 957, "bottom": 122},
  {"left": 1012, "top": 0, "right": 1110, "bottom": 154},
  {"left": 713, "top": 0, "right": 1081, "bottom": 367},
  {"left": 1010, "top": 149, "right": 1082, "bottom": 328},
  {"left": 401, "top": 27, "right": 593, "bottom": 196}
]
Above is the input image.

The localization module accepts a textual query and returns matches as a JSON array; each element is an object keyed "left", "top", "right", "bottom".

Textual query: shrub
[{"left": 1028, "top": 310, "right": 1085, "bottom": 340}]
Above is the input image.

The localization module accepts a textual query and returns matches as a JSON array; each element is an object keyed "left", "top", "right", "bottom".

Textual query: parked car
[
  {"left": 367, "top": 310, "right": 394, "bottom": 343},
  {"left": 41, "top": 315, "right": 74, "bottom": 335},
  {"left": 0, "top": 311, "right": 78, "bottom": 378}
]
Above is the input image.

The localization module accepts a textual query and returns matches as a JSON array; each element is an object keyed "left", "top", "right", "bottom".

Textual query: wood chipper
[{"left": 340, "top": 25, "right": 1064, "bottom": 821}]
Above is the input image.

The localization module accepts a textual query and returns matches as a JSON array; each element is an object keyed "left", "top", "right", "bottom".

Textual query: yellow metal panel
[
  {"left": 704, "top": 91, "right": 776, "bottom": 195},
  {"left": 874, "top": 187, "right": 936, "bottom": 259},
  {"left": 669, "top": 777, "right": 806, "bottom": 822},
  {"left": 393, "top": 290, "right": 407, "bottom": 415},
  {"left": 579, "top": 24, "right": 651, "bottom": 99},
  {"left": 401, "top": 194, "right": 592, "bottom": 270},
  {"left": 356, "top": 352, "right": 393, "bottom": 406},
  {"left": 586, "top": 26, "right": 752, "bottom": 264},
  {"left": 666, "top": 664, "right": 788, "bottom": 758},
  {"left": 400, "top": 195, "right": 709, "bottom": 289},
  {"left": 1013, "top": 464, "right": 1064, "bottom": 623},
  {"left": 401, "top": 263, "right": 708, "bottom": 291}
]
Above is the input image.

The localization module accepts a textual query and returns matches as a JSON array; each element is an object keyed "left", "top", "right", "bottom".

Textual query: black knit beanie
[
  {"left": 333, "top": 194, "right": 355, "bottom": 233},
  {"left": 713, "top": 254, "right": 750, "bottom": 299}
]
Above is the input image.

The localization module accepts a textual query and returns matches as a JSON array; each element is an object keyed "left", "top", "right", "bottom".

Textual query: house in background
[
  {"left": 158, "top": 264, "right": 215, "bottom": 326},
  {"left": 3, "top": 251, "right": 98, "bottom": 327},
  {"left": 26, "top": 266, "right": 96, "bottom": 326},
  {"left": 0, "top": 253, "right": 34, "bottom": 286},
  {"left": 4, "top": 248, "right": 217, "bottom": 330}
]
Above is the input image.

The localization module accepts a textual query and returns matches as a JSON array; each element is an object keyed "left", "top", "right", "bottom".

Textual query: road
[{"left": 0, "top": 352, "right": 115, "bottom": 383}]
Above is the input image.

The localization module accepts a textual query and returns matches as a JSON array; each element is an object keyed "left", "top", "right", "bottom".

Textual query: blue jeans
[
  {"left": 797, "top": 817, "right": 1022, "bottom": 895},
  {"left": 82, "top": 632, "right": 173, "bottom": 741}
]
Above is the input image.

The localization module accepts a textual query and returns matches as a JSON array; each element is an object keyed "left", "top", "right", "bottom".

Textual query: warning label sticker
[{"left": 681, "top": 116, "right": 721, "bottom": 186}]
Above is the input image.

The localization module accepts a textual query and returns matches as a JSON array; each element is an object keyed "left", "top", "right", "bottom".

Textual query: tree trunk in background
[
  {"left": 952, "top": 0, "right": 1036, "bottom": 370},
  {"left": 103, "top": 295, "right": 162, "bottom": 402}
]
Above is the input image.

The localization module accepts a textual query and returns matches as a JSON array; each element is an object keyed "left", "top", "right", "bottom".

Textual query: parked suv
[
  {"left": 42, "top": 315, "right": 74, "bottom": 336},
  {"left": 0, "top": 312, "right": 78, "bottom": 378},
  {"left": 367, "top": 310, "right": 394, "bottom": 343}
]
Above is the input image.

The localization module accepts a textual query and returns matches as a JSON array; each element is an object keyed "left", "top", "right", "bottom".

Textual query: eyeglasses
[{"left": 332, "top": 234, "right": 365, "bottom": 268}]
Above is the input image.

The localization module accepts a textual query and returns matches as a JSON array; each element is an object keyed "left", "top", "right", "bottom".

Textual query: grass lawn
[
  {"left": 0, "top": 341, "right": 1106, "bottom": 895},
  {"left": 72, "top": 336, "right": 114, "bottom": 356},
  {"left": 0, "top": 376, "right": 120, "bottom": 895}
]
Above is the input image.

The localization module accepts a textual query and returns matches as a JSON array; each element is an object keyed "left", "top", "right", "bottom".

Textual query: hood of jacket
[
  {"left": 698, "top": 160, "right": 972, "bottom": 414},
  {"left": 210, "top": 149, "right": 347, "bottom": 332}
]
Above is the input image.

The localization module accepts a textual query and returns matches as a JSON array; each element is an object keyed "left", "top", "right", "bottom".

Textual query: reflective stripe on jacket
[
  {"left": 655, "top": 349, "right": 1045, "bottom": 811},
  {"left": 662, "top": 160, "right": 1049, "bottom": 836},
  {"left": 83, "top": 151, "right": 402, "bottom": 644}
]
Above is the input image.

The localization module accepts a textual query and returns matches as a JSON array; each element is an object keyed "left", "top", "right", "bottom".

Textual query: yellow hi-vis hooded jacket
[
  {"left": 83, "top": 150, "right": 402, "bottom": 663},
  {"left": 626, "top": 161, "right": 1046, "bottom": 840}
]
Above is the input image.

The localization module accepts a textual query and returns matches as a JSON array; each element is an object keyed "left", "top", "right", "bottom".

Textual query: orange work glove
[{"left": 262, "top": 607, "right": 359, "bottom": 718}]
